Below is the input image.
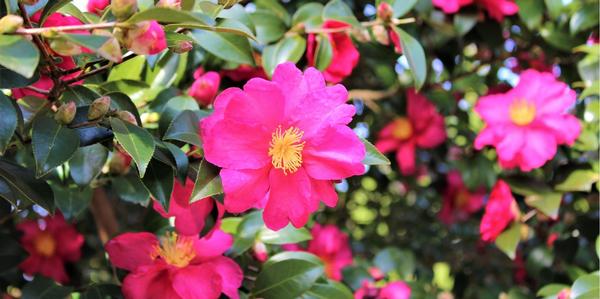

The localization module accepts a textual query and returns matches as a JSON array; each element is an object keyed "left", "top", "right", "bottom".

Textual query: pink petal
[
  {"left": 122, "top": 265, "right": 180, "bottom": 299},
  {"left": 225, "top": 78, "right": 285, "bottom": 129},
  {"left": 379, "top": 281, "right": 411, "bottom": 299},
  {"left": 205, "top": 257, "right": 243, "bottom": 299},
  {"left": 396, "top": 142, "right": 416, "bottom": 176},
  {"left": 105, "top": 232, "right": 158, "bottom": 271},
  {"left": 474, "top": 93, "right": 511, "bottom": 125},
  {"left": 221, "top": 167, "right": 270, "bottom": 213},
  {"left": 496, "top": 126, "right": 525, "bottom": 161},
  {"left": 311, "top": 179, "right": 338, "bottom": 207},
  {"left": 539, "top": 115, "right": 582, "bottom": 145},
  {"left": 172, "top": 265, "right": 222, "bottom": 299},
  {"left": 193, "top": 229, "right": 234, "bottom": 261},
  {"left": 375, "top": 137, "right": 400, "bottom": 154},
  {"left": 518, "top": 129, "right": 558, "bottom": 171},
  {"left": 415, "top": 112, "right": 446, "bottom": 148},
  {"left": 263, "top": 168, "right": 314, "bottom": 230}
]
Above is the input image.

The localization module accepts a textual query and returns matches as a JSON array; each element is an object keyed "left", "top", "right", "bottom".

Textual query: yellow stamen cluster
[
  {"left": 268, "top": 126, "right": 305, "bottom": 175},
  {"left": 153, "top": 232, "right": 196, "bottom": 268},
  {"left": 392, "top": 117, "right": 413, "bottom": 141},
  {"left": 509, "top": 98, "right": 536, "bottom": 126},
  {"left": 34, "top": 232, "right": 56, "bottom": 257}
]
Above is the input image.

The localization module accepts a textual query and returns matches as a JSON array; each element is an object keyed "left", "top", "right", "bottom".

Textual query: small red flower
[
  {"left": 221, "top": 64, "right": 268, "bottom": 82},
  {"left": 479, "top": 180, "right": 519, "bottom": 242},
  {"left": 438, "top": 171, "right": 485, "bottom": 225},
  {"left": 375, "top": 89, "right": 446, "bottom": 175},
  {"left": 17, "top": 213, "right": 84, "bottom": 283},
  {"left": 432, "top": 0, "right": 518, "bottom": 22},
  {"left": 188, "top": 71, "right": 221, "bottom": 106}
]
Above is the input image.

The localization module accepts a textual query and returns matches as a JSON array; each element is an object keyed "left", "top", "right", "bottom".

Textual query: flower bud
[
  {"left": 188, "top": 71, "right": 220, "bottom": 106},
  {"left": 252, "top": 241, "right": 268, "bottom": 262},
  {"left": 351, "top": 26, "right": 371, "bottom": 43},
  {"left": 372, "top": 24, "right": 389, "bottom": 46},
  {"left": 124, "top": 21, "right": 167, "bottom": 55},
  {"left": 218, "top": 0, "right": 238, "bottom": 9},
  {"left": 93, "top": 29, "right": 122, "bottom": 63},
  {"left": 49, "top": 37, "right": 82, "bottom": 56},
  {"left": 112, "top": 0, "right": 138, "bottom": 21},
  {"left": 0, "top": 15, "right": 23, "bottom": 34},
  {"left": 109, "top": 149, "right": 132, "bottom": 175},
  {"left": 157, "top": 0, "right": 181, "bottom": 9},
  {"left": 116, "top": 110, "right": 137, "bottom": 125},
  {"left": 54, "top": 102, "right": 76, "bottom": 125},
  {"left": 88, "top": 96, "right": 111, "bottom": 120},
  {"left": 87, "top": 0, "right": 110, "bottom": 15},
  {"left": 377, "top": 2, "right": 394, "bottom": 22},
  {"left": 169, "top": 40, "right": 193, "bottom": 54}
]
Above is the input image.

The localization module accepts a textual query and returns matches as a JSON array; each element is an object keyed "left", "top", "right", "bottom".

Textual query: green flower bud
[
  {"left": 88, "top": 96, "right": 111, "bottom": 120},
  {"left": 112, "top": 0, "right": 138, "bottom": 21},
  {"left": 54, "top": 102, "right": 76, "bottom": 125},
  {"left": 0, "top": 15, "right": 23, "bottom": 34},
  {"left": 116, "top": 110, "right": 137, "bottom": 125}
]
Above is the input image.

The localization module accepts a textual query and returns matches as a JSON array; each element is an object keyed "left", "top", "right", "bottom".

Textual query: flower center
[
  {"left": 34, "top": 232, "right": 56, "bottom": 257},
  {"left": 392, "top": 117, "right": 413, "bottom": 140},
  {"left": 509, "top": 99, "right": 536, "bottom": 126},
  {"left": 153, "top": 232, "right": 196, "bottom": 268},
  {"left": 268, "top": 126, "right": 305, "bottom": 174},
  {"left": 455, "top": 190, "right": 470, "bottom": 208}
]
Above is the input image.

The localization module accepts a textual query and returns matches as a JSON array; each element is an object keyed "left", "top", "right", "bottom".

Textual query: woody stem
[{"left": 11, "top": 22, "right": 123, "bottom": 35}]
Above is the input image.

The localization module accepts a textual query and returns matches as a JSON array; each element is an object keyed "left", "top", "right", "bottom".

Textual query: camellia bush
[{"left": 0, "top": 0, "right": 599, "bottom": 298}]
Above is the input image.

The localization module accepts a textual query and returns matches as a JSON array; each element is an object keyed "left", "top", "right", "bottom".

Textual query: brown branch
[
  {"left": 12, "top": 22, "right": 119, "bottom": 35},
  {"left": 90, "top": 188, "right": 119, "bottom": 244}
]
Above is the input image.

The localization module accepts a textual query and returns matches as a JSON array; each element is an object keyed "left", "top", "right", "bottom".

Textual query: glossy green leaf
[
  {"left": 218, "top": 4, "right": 256, "bottom": 34},
  {"left": 253, "top": 255, "right": 325, "bottom": 298},
  {"left": 544, "top": 0, "right": 563, "bottom": 19},
  {"left": 60, "top": 85, "right": 101, "bottom": 106},
  {"left": 555, "top": 169, "right": 600, "bottom": 192},
  {"left": 361, "top": 137, "right": 390, "bottom": 165},
  {"left": 0, "top": 232, "right": 25, "bottom": 272},
  {"left": 0, "top": 159, "right": 54, "bottom": 211},
  {"left": 300, "top": 281, "right": 354, "bottom": 299},
  {"left": 454, "top": 14, "right": 477, "bottom": 36},
  {"left": 50, "top": 184, "right": 93, "bottom": 219},
  {"left": 322, "top": 0, "right": 359, "bottom": 26},
  {"left": 0, "top": 92, "right": 17, "bottom": 153},
  {"left": 378, "top": 0, "right": 418, "bottom": 18},
  {"left": 163, "top": 110, "right": 202, "bottom": 147},
  {"left": 112, "top": 174, "right": 151, "bottom": 205},
  {"left": 32, "top": 115, "right": 80, "bottom": 177},
  {"left": 259, "top": 224, "right": 312, "bottom": 245},
  {"left": 495, "top": 222, "right": 521, "bottom": 260},
  {"left": 21, "top": 276, "right": 72, "bottom": 299},
  {"left": 0, "top": 35, "right": 40, "bottom": 78},
  {"left": 250, "top": 10, "right": 287, "bottom": 44},
  {"left": 0, "top": 65, "right": 39, "bottom": 88},
  {"left": 69, "top": 144, "right": 108, "bottom": 187},
  {"left": 191, "top": 19, "right": 255, "bottom": 65},
  {"left": 537, "top": 284, "right": 570, "bottom": 297},
  {"left": 396, "top": 27, "right": 427, "bottom": 90},
  {"left": 189, "top": 159, "right": 223, "bottom": 203},
  {"left": 110, "top": 118, "right": 155, "bottom": 177},
  {"left": 255, "top": 0, "right": 291, "bottom": 25},
  {"left": 540, "top": 23, "right": 581, "bottom": 52},
  {"left": 142, "top": 159, "right": 174, "bottom": 211},
  {"left": 231, "top": 211, "right": 263, "bottom": 255},
  {"left": 39, "top": 0, "right": 72, "bottom": 24},
  {"left": 164, "top": 142, "right": 189, "bottom": 184},
  {"left": 373, "top": 247, "right": 415, "bottom": 278},
  {"left": 515, "top": 0, "right": 544, "bottom": 29},
  {"left": 165, "top": 20, "right": 256, "bottom": 40},
  {"left": 262, "top": 35, "right": 306, "bottom": 76},
  {"left": 126, "top": 7, "right": 213, "bottom": 25},
  {"left": 525, "top": 192, "right": 562, "bottom": 219},
  {"left": 569, "top": 4, "right": 599, "bottom": 35},
  {"left": 106, "top": 92, "right": 142, "bottom": 125},
  {"left": 292, "top": 3, "right": 324, "bottom": 27},
  {"left": 314, "top": 34, "right": 333, "bottom": 71},
  {"left": 571, "top": 272, "right": 600, "bottom": 298},
  {"left": 63, "top": 34, "right": 110, "bottom": 51},
  {"left": 107, "top": 56, "right": 146, "bottom": 82}
]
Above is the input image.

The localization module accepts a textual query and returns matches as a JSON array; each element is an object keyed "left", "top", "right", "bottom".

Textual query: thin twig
[
  {"left": 521, "top": 210, "right": 537, "bottom": 222},
  {"left": 12, "top": 22, "right": 119, "bottom": 35},
  {"left": 304, "top": 17, "right": 415, "bottom": 34}
]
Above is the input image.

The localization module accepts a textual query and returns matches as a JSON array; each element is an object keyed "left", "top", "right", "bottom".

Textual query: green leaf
[
  {"left": 314, "top": 34, "right": 333, "bottom": 71},
  {"left": 540, "top": 23, "right": 581, "bottom": 52},
  {"left": 250, "top": 10, "right": 287, "bottom": 44},
  {"left": 379, "top": 0, "right": 418, "bottom": 18},
  {"left": 107, "top": 56, "right": 146, "bottom": 82},
  {"left": 163, "top": 110, "right": 202, "bottom": 147},
  {"left": 0, "top": 232, "right": 25, "bottom": 273},
  {"left": 525, "top": 192, "right": 562, "bottom": 219},
  {"left": 39, "top": 0, "right": 72, "bottom": 24},
  {"left": 453, "top": 14, "right": 477, "bottom": 36},
  {"left": 32, "top": 115, "right": 80, "bottom": 177},
  {"left": 165, "top": 20, "right": 256, "bottom": 40},
  {"left": 300, "top": 281, "right": 354, "bottom": 299},
  {"left": 515, "top": 0, "right": 544, "bottom": 29},
  {"left": 231, "top": 211, "right": 264, "bottom": 255},
  {"left": 292, "top": 3, "right": 324, "bottom": 27},
  {"left": 21, "top": 276, "right": 73, "bottom": 299},
  {"left": 0, "top": 35, "right": 40, "bottom": 78},
  {"left": 0, "top": 92, "right": 17, "bottom": 153},
  {"left": 112, "top": 174, "right": 150, "bottom": 205},
  {"left": 60, "top": 85, "right": 101, "bottom": 106},
  {"left": 50, "top": 184, "right": 93, "bottom": 219},
  {"left": 142, "top": 159, "right": 174, "bottom": 211},
  {"left": 191, "top": 19, "right": 255, "bottom": 65},
  {"left": 189, "top": 159, "right": 223, "bottom": 203},
  {"left": 110, "top": 118, "right": 155, "bottom": 177},
  {"left": 495, "top": 222, "right": 521, "bottom": 260},
  {"left": 544, "top": 0, "right": 563, "bottom": 19},
  {"left": 596, "top": 236, "right": 600, "bottom": 259},
  {"left": 555, "top": 169, "right": 600, "bottom": 192},
  {"left": 255, "top": 0, "right": 291, "bottom": 25},
  {"left": 106, "top": 92, "right": 142, "bottom": 125},
  {"left": 361, "top": 137, "right": 390, "bottom": 165},
  {"left": 159, "top": 96, "right": 199, "bottom": 137},
  {"left": 218, "top": 4, "right": 256, "bottom": 34},
  {"left": 164, "top": 142, "right": 189, "bottom": 184},
  {"left": 63, "top": 34, "right": 110, "bottom": 51},
  {"left": 0, "top": 159, "right": 54, "bottom": 211},
  {"left": 253, "top": 255, "right": 325, "bottom": 298},
  {"left": 373, "top": 247, "right": 415, "bottom": 278},
  {"left": 571, "top": 272, "right": 600, "bottom": 298},
  {"left": 262, "top": 35, "right": 306, "bottom": 76},
  {"left": 537, "top": 284, "right": 570, "bottom": 297},
  {"left": 69, "top": 144, "right": 108, "bottom": 187},
  {"left": 259, "top": 224, "right": 312, "bottom": 245},
  {"left": 569, "top": 4, "right": 599, "bottom": 35},
  {"left": 322, "top": 0, "right": 359, "bottom": 26},
  {"left": 396, "top": 27, "right": 427, "bottom": 90},
  {"left": 0, "top": 65, "right": 39, "bottom": 88},
  {"left": 126, "top": 7, "right": 213, "bottom": 25}
]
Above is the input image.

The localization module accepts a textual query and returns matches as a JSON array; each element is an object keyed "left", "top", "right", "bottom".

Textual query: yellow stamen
[
  {"left": 392, "top": 117, "right": 413, "bottom": 140},
  {"left": 268, "top": 126, "right": 305, "bottom": 175},
  {"left": 455, "top": 190, "right": 470, "bottom": 208},
  {"left": 153, "top": 232, "right": 196, "bottom": 268},
  {"left": 34, "top": 232, "right": 56, "bottom": 257},
  {"left": 509, "top": 99, "right": 536, "bottom": 126}
]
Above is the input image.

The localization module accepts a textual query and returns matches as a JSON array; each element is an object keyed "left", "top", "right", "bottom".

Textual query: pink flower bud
[
  {"left": 188, "top": 71, "right": 220, "bottom": 106},
  {"left": 377, "top": 2, "right": 393, "bottom": 22},
  {"left": 87, "top": 0, "right": 110, "bottom": 15},
  {"left": 112, "top": 0, "right": 138, "bottom": 20},
  {"left": 170, "top": 40, "right": 193, "bottom": 54},
  {"left": 124, "top": 21, "right": 167, "bottom": 55},
  {"left": 157, "top": 0, "right": 181, "bottom": 9},
  {"left": 0, "top": 15, "right": 23, "bottom": 34},
  {"left": 252, "top": 241, "right": 268, "bottom": 262},
  {"left": 372, "top": 24, "right": 389, "bottom": 46},
  {"left": 116, "top": 111, "right": 137, "bottom": 125},
  {"left": 368, "top": 267, "right": 385, "bottom": 281}
]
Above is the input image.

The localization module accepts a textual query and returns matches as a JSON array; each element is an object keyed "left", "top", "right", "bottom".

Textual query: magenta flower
[
  {"left": 432, "top": 0, "right": 518, "bottom": 22},
  {"left": 480, "top": 180, "right": 519, "bottom": 242},
  {"left": 439, "top": 170, "right": 485, "bottom": 225},
  {"left": 86, "top": 0, "right": 109, "bottom": 15},
  {"left": 201, "top": 62, "right": 365, "bottom": 230},
  {"left": 188, "top": 71, "right": 221, "bottom": 106},
  {"left": 375, "top": 89, "right": 446, "bottom": 175},
  {"left": 354, "top": 281, "right": 411, "bottom": 299},
  {"left": 124, "top": 21, "right": 167, "bottom": 55},
  {"left": 106, "top": 229, "right": 242, "bottom": 299},
  {"left": 474, "top": 70, "right": 581, "bottom": 171},
  {"left": 153, "top": 179, "right": 222, "bottom": 237},
  {"left": 307, "top": 20, "right": 360, "bottom": 84}
]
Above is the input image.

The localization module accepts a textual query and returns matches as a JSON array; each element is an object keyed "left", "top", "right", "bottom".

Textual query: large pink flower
[
  {"left": 201, "top": 62, "right": 365, "bottom": 230},
  {"left": 17, "top": 213, "right": 84, "bottom": 283},
  {"left": 285, "top": 224, "right": 353, "bottom": 281},
  {"left": 439, "top": 170, "right": 485, "bottom": 225},
  {"left": 307, "top": 20, "right": 360, "bottom": 84},
  {"left": 474, "top": 70, "right": 581, "bottom": 171},
  {"left": 375, "top": 89, "right": 446, "bottom": 175},
  {"left": 480, "top": 180, "right": 519, "bottom": 242},
  {"left": 106, "top": 229, "right": 242, "bottom": 299},
  {"left": 432, "top": 0, "right": 518, "bottom": 22},
  {"left": 153, "top": 179, "right": 222, "bottom": 237},
  {"left": 354, "top": 281, "right": 411, "bottom": 299}
]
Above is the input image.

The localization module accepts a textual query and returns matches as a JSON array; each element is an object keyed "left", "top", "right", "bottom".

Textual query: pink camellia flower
[
  {"left": 200, "top": 62, "right": 365, "bottom": 230},
  {"left": 106, "top": 229, "right": 242, "bottom": 299},
  {"left": 285, "top": 224, "right": 352, "bottom": 281},
  {"left": 17, "top": 213, "right": 84, "bottom": 283},
  {"left": 438, "top": 170, "right": 485, "bottom": 225},
  {"left": 480, "top": 180, "right": 519, "bottom": 242},
  {"left": 87, "top": 0, "right": 109, "bottom": 15},
  {"left": 153, "top": 179, "right": 222, "bottom": 236},
  {"left": 354, "top": 281, "right": 411, "bottom": 299},
  {"left": 432, "top": 0, "right": 518, "bottom": 22},
  {"left": 375, "top": 89, "right": 446, "bottom": 175},
  {"left": 307, "top": 20, "right": 360, "bottom": 84},
  {"left": 474, "top": 70, "right": 581, "bottom": 171},
  {"left": 188, "top": 71, "right": 221, "bottom": 106},
  {"left": 124, "top": 21, "right": 167, "bottom": 55}
]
